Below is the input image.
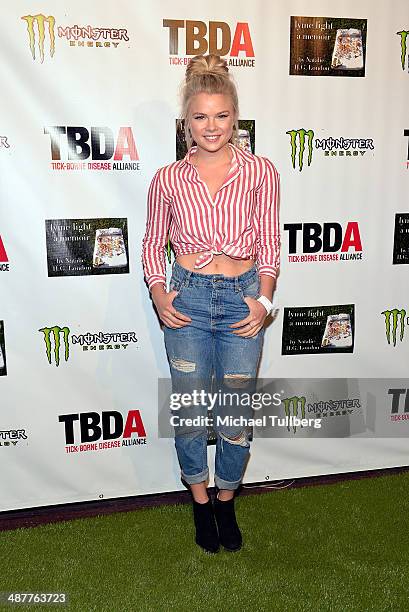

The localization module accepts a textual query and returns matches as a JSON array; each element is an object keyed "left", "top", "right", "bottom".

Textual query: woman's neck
[{"left": 192, "top": 143, "right": 233, "bottom": 167}]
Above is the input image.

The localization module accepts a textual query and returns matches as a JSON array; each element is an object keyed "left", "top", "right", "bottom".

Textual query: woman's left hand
[{"left": 229, "top": 297, "right": 268, "bottom": 337}]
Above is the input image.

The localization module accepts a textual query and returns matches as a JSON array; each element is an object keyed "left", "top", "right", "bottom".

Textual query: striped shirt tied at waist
[{"left": 142, "top": 142, "right": 280, "bottom": 291}]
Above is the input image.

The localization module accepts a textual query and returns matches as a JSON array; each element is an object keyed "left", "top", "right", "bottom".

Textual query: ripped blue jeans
[{"left": 163, "top": 261, "right": 265, "bottom": 490}]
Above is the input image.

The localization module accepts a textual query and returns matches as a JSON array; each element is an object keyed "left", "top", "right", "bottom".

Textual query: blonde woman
[{"left": 142, "top": 54, "right": 280, "bottom": 553}]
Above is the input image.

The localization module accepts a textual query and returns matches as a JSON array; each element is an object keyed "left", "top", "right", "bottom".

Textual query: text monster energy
[
  {"left": 397, "top": 31, "right": 409, "bottom": 71},
  {"left": 282, "top": 396, "right": 306, "bottom": 432},
  {"left": 381, "top": 308, "right": 407, "bottom": 346},
  {"left": 286, "top": 129, "right": 314, "bottom": 171},
  {"left": 71, "top": 332, "right": 137, "bottom": 345},
  {"left": 39, "top": 326, "right": 70, "bottom": 366}
]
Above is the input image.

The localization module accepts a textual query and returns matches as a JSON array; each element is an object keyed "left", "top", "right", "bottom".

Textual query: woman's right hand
[{"left": 151, "top": 285, "right": 192, "bottom": 328}]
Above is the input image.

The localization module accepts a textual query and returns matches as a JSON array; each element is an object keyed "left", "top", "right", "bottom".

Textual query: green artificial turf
[{"left": 1, "top": 472, "right": 408, "bottom": 612}]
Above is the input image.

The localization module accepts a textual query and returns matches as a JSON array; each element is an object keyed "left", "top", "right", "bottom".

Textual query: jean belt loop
[
  {"left": 183, "top": 268, "right": 193, "bottom": 288},
  {"left": 235, "top": 275, "right": 240, "bottom": 293}
]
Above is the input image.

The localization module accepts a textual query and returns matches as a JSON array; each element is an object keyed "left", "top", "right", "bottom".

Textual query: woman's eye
[
  {"left": 218, "top": 114, "right": 228, "bottom": 119},
  {"left": 193, "top": 115, "right": 205, "bottom": 120}
]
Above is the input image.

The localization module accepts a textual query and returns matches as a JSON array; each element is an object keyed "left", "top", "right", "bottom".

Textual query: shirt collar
[{"left": 182, "top": 142, "right": 255, "bottom": 168}]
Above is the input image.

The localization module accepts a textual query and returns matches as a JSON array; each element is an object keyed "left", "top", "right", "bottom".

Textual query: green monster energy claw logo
[
  {"left": 286, "top": 129, "right": 314, "bottom": 171},
  {"left": 282, "top": 396, "right": 306, "bottom": 433},
  {"left": 21, "top": 14, "right": 56, "bottom": 62},
  {"left": 39, "top": 326, "right": 70, "bottom": 366},
  {"left": 397, "top": 31, "right": 409, "bottom": 71},
  {"left": 381, "top": 309, "right": 406, "bottom": 347}
]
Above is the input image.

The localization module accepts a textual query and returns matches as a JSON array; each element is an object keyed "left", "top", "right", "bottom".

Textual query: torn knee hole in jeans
[
  {"left": 170, "top": 358, "right": 196, "bottom": 373},
  {"left": 224, "top": 373, "right": 251, "bottom": 388},
  {"left": 219, "top": 430, "right": 249, "bottom": 447}
]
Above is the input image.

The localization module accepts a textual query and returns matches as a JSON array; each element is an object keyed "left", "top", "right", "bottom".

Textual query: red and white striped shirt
[{"left": 142, "top": 142, "right": 280, "bottom": 291}]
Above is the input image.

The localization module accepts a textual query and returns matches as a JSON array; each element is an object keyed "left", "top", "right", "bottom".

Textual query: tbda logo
[
  {"left": 39, "top": 325, "right": 138, "bottom": 366},
  {"left": 163, "top": 19, "right": 255, "bottom": 67},
  {"left": 0, "top": 236, "right": 9, "bottom": 271},
  {"left": 44, "top": 127, "right": 140, "bottom": 171},
  {"left": 59, "top": 410, "right": 147, "bottom": 452},
  {"left": 388, "top": 388, "right": 409, "bottom": 422},
  {"left": 284, "top": 222, "right": 363, "bottom": 263},
  {"left": 397, "top": 30, "right": 409, "bottom": 71},
  {"left": 286, "top": 128, "right": 374, "bottom": 171},
  {"left": 381, "top": 308, "right": 408, "bottom": 346},
  {"left": 21, "top": 14, "right": 129, "bottom": 62}
]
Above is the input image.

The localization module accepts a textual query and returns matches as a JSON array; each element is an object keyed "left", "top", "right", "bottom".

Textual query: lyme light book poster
[
  {"left": 289, "top": 16, "right": 367, "bottom": 77},
  {"left": 45, "top": 218, "right": 130, "bottom": 277}
]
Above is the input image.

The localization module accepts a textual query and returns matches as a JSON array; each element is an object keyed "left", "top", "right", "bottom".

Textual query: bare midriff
[{"left": 176, "top": 252, "right": 255, "bottom": 277}]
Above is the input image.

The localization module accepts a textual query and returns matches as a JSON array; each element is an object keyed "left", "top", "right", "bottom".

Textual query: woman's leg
[
  {"left": 213, "top": 274, "right": 265, "bottom": 499},
  {"left": 163, "top": 272, "right": 213, "bottom": 501},
  {"left": 210, "top": 272, "right": 264, "bottom": 551},
  {"left": 163, "top": 273, "right": 220, "bottom": 553}
]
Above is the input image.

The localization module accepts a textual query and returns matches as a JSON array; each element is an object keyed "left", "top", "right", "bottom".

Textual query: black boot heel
[
  {"left": 213, "top": 494, "right": 242, "bottom": 552},
  {"left": 192, "top": 499, "right": 220, "bottom": 554}
]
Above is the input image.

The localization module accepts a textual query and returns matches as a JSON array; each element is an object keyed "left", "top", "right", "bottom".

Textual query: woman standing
[{"left": 142, "top": 54, "right": 280, "bottom": 553}]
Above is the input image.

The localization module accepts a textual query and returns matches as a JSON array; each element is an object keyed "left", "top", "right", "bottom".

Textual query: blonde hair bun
[{"left": 186, "top": 54, "right": 229, "bottom": 82}]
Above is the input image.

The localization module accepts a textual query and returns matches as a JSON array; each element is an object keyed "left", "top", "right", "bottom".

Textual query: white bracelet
[{"left": 257, "top": 295, "right": 273, "bottom": 315}]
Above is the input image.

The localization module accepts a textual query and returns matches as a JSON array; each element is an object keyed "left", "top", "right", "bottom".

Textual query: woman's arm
[
  {"left": 254, "top": 157, "right": 281, "bottom": 302},
  {"left": 141, "top": 168, "right": 172, "bottom": 293}
]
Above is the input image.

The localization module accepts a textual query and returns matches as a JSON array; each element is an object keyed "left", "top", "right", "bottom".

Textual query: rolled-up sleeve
[
  {"left": 141, "top": 168, "right": 172, "bottom": 292},
  {"left": 254, "top": 158, "right": 280, "bottom": 279}
]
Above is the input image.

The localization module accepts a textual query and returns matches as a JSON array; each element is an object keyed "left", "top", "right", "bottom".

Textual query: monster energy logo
[
  {"left": 397, "top": 31, "right": 409, "bottom": 71},
  {"left": 381, "top": 309, "right": 407, "bottom": 347},
  {"left": 286, "top": 129, "right": 314, "bottom": 171},
  {"left": 282, "top": 396, "right": 306, "bottom": 433},
  {"left": 21, "top": 14, "right": 56, "bottom": 62},
  {"left": 39, "top": 326, "right": 70, "bottom": 366}
]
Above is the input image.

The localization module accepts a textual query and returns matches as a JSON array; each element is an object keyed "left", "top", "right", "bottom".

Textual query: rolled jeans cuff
[
  {"left": 214, "top": 474, "right": 242, "bottom": 491},
  {"left": 181, "top": 467, "right": 209, "bottom": 485}
]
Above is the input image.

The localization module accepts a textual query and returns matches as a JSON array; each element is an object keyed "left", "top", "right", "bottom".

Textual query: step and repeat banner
[{"left": 1, "top": 1, "right": 409, "bottom": 511}]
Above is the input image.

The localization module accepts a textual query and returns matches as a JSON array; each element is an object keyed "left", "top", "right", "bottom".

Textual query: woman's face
[{"left": 187, "top": 93, "right": 235, "bottom": 154}]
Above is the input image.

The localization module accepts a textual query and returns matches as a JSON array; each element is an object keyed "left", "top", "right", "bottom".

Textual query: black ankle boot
[
  {"left": 213, "top": 493, "right": 242, "bottom": 552},
  {"left": 192, "top": 499, "right": 220, "bottom": 553}
]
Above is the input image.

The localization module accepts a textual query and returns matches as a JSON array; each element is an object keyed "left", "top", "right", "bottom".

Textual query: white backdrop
[{"left": 1, "top": 0, "right": 408, "bottom": 512}]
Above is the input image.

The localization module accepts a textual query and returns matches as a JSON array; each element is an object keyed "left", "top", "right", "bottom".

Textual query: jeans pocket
[
  {"left": 239, "top": 276, "right": 260, "bottom": 304},
  {"left": 169, "top": 277, "right": 186, "bottom": 300}
]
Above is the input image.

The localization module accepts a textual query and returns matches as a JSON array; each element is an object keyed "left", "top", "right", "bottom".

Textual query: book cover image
[
  {"left": 393, "top": 213, "right": 409, "bottom": 265},
  {"left": 290, "top": 16, "right": 367, "bottom": 77},
  {"left": 45, "top": 218, "right": 129, "bottom": 277},
  {"left": 176, "top": 119, "right": 255, "bottom": 160},
  {"left": 282, "top": 304, "right": 355, "bottom": 355},
  {"left": 321, "top": 313, "right": 353, "bottom": 348}
]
